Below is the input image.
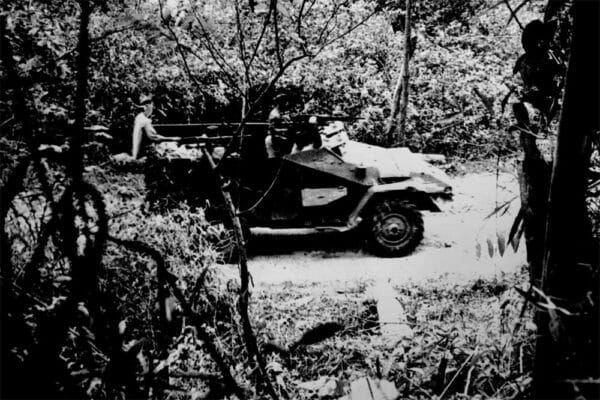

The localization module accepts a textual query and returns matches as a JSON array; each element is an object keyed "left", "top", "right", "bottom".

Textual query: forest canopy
[{"left": 1, "top": 0, "right": 538, "bottom": 158}]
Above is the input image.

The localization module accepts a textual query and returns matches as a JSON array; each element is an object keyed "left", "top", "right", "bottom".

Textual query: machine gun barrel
[
  {"left": 174, "top": 134, "right": 253, "bottom": 145},
  {"left": 289, "top": 114, "right": 363, "bottom": 125}
]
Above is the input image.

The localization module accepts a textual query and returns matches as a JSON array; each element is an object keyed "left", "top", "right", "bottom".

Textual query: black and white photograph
[{"left": 0, "top": 0, "right": 598, "bottom": 398}]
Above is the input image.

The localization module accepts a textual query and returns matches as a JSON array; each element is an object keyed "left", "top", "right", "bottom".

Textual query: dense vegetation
[
  {"left": 1, "top": 0, "right": 598, "bottom": 399},
  {"left": 1, "top": 0, "right": 542, "bottom": 158}
]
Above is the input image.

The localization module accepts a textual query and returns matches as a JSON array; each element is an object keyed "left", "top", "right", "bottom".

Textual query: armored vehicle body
[{"left": 151, "top": 117, "right": 452, "bottom": 257}]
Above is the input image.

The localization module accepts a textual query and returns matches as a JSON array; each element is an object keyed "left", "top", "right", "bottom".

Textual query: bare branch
[
  {"left": 234, "top": 0, "right": 253, "bottom": 90},
  {"left": 316, "top": 0, "right": 345, "bottom": 44},
  {"left": 158, "top": 0, "right": 244, "bottom": 97},
  {"left": 168, "top": 37, "right": 245, "bottom": 98},
  {"left": 247, "top": 1, "right": 274, "bottom": 68},
  {"left": 296, "top": 0, "right": 308, "bottom": 37},
  {"left": 201, "top": 149, "right": 278, "bottom": 400},
  {"left": 158, "top": 0, "right": 217, "bottom": 91},
  {"left": 508, "top": 0, "right": 530, "bottom": 26},
  {"left": 312, "top": 4, "right": 386, "bottom": 58},
  {"left": 272, "top": 0, "right": 284, "bottom": 68},
  {"left": 69, "top": 0, "right": 92, "bottom": 186},
  {"left": 473, "top": 87, "right": 496, "bottom": 116},
  {"left": 501, "top": 0, "right": 524, "bottom": 30},
  {"left": 187, "top": 0, "right": 244, "bottom": 88},
  {"left": 108, "top": 235, "right": 247, "bottom": 399},
  {"left": 304, "top": 0, "right": 319, "bottom": 21}
]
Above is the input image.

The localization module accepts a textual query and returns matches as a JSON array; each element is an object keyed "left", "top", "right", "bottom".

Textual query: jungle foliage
[
  {"left": 1, "top": 0, "right": 598, "bottom": 399},
  {"left": 1, "top": 0, "right": 542, "bottom": 158}
]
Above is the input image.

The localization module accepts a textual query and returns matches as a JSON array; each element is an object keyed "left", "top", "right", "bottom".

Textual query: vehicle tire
[{"left": 366, "top": 199, "right": 424, "bottom": 257}]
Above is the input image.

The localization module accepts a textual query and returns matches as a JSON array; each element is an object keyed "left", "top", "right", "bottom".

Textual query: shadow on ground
[{"left": 247, "top": 231, "right": 364, "bottom": 257}]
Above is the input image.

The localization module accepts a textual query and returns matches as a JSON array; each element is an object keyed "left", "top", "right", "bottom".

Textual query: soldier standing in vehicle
[
  {"left": 265, "top": 94, "right": 291, "bottom": 158},
  {"left": 291, "top": 116, "right": 322, "bottom": 154}
]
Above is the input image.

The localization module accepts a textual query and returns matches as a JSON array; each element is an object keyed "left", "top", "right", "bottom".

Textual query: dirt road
[{"left": 225, "top": 170, "right": 526, "bottom": 287}]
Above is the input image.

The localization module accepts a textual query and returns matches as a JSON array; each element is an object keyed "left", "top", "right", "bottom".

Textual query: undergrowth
[
  {"left": 0, "top": 138, "right": 565, "bottom": 399},
  {"left": 242, "top": 271, "right": 534, "bottom": 399}
]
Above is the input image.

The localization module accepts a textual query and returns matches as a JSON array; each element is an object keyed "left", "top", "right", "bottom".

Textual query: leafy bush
[
  {"left": 2, "top": 0, "right": 538, "bottom": 161},
  {"left": 249, "top": 271, "right": 534, "bottom": 399},
  {"left": 1, "top": 147, "right": 241, "bottom": 397}
]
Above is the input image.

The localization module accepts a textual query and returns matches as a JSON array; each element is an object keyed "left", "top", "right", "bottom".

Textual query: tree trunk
[
  {"left": 532, "top": 1, "right": 600, "bottom": 398},
  {"left": 386, "top": 63, "right": 404, "bottom": 142},
  {"left": 515, "top": 122, "right": 551, "bottom": 288},
  {"left": 70, "top": 0, "right": 91, "bottom": 187},
  {"left": 386, "top": 0, "right": 412, "bottom": 143},
  {"left": 201, "top": 148, "right": 277, "bottom": 400},
  {"left": 397, "top": 0, "right": 412, "bottom": 140}
]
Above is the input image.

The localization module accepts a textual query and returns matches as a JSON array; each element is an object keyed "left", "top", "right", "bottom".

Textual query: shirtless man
[{"left": 131, "top": 94, "right": 179, "bottom": 159}]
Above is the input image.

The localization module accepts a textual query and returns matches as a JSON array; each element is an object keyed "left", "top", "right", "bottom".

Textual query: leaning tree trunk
[
  {"left": 201, "top": 148, "right": 277, "bottom": 400},
  {"left": 532, "top": 1, "right": 600, "bottom": 398},
  {"left": 515, "top": 119, "right": 551, "bottom": 288},
  {"left": 386, "top": 0, "right": 412, "bottom": 143}
]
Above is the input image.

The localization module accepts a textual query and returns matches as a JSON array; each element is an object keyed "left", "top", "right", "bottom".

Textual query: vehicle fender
[{"left": 347, "top": 186, "right": 440, "bottom": 227}]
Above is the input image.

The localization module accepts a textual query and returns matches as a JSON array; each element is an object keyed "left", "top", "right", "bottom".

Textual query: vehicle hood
[{"left": 340, "top": 140, "right": 452, "bottom": 192}]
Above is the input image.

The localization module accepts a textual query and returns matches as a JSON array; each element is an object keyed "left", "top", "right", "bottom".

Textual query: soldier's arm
[
  {"left": 145, "top": 123, "right": 180, "bottom": 142},
  {"left": 131, "top": 118, "right": 144, "bottom": 159},
  {"left": 145, "top": 123, "right": 165, "bottom": 141}
]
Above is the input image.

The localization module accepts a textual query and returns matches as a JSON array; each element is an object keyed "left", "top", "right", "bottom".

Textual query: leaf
[
  {"left": 289, "top": 31, "right": 306, "bottom": 44},
  {"left": 318, "top": 377, "right": 343, "bottom": 398},
  {"left": 511, "top": 222, "right": 525, "bottom": 252},
  {"left": 297, "top": 377, "right": 328, "bottom": 391},
  {"left": 77, "top": 302, "right": 90, "bottom": 317},
  {"left": 275, "top": 374, "right": 287, "bottom": 394},
  {"left": 486, "top": 238, "right": 495, "bottom": 258},
  {"left": 297, "top": 376, "right": 344, "bottom": 398},
  {"left": 118, "top": 319, "right": 127, "bottom": 335},
  {"left": 548, "top": 309, "right": 561, "bottom": 342},
  {"left": 507, "top": 208, "right": 523, "bottom": 250},
  {"left": 291, "top": 322, "right": 344, "bottom": 350},
  {"left": 266, "top": 361, "right": 284, "bottom": 374},
  {"left": 276, "top": 2, "right": 290, "bottom": 17},
  {"left": 497, "top": 232, "right": 506, "bottom": 257},
  {"left": 525, "top": 320, "right": 537, "bottom": 331}
]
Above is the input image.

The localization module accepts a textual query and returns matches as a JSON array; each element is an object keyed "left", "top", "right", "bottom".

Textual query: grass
[
  {"left": 249, "top": 270, "right": 534, "bottom": 399},
  {"left": 1, "top": 142, "right": 537, "bottom": 399},
  {"left": 83, "top": 156, "right": 535, "bottom": 399}
]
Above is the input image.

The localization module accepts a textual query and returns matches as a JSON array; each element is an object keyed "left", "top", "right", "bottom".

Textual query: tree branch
[
  {"left": 201, "top": 149, "right": 278, "bottom": 400},
  {"left": 247, "top": 0, "right": 275, "bottom": 69},
  {"left": 186, "top": 0, "right": 245, "bottom": 91},
  {"left": 108, "top": 235, "right": 247, "bottom": 399},
  {"left": 69, "top": 0, "right": 91, "bottom": 186},
  {"left": 313, "top": 4, "right": 387, "bottom": 58},
  {"left": 272, "top": 0, "right": 284, "bottom": 68},
  {"left": 90, "top": 22, "right": 140, "bottom": 43}
]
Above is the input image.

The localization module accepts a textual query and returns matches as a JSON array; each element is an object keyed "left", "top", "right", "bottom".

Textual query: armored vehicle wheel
[{"left": 366, "top": 199, "right": 424, "bottom": 257}]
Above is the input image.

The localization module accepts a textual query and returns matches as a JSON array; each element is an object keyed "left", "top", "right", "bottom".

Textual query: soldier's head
[
  {"left": 522, "top": 20, "right": 554, "bottom": 56},
  {"left": 273, "top": 93, "right": 290, "bottom": 111},
  {"left": 139, "top": 94, "right": 154, "bottom": 116}
]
